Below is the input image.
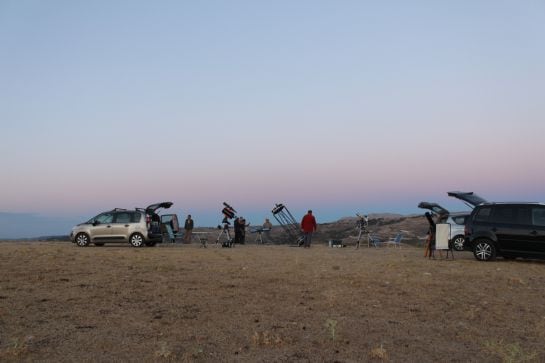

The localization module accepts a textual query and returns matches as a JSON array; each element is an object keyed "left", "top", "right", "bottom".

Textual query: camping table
[{"left": 192, "top": 232, "right": 210, "bottom": 248}]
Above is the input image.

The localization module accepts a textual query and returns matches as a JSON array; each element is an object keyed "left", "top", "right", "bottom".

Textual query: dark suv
[{"left": 465, "top": 203, "right": 545, "bottom": 261}]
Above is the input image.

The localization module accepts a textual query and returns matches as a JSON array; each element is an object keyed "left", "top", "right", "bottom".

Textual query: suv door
[
  {"left": 489, "top": 205, "right": 533, "bottom": 255},
  {"left": 111, "top": 211, "right": 135, "bottom": 241},
  {"left": 90, "top": 212, "right": 114, "bottom": 241},
  {"left": 528, "top": 206, "right": 545, "bottom": 256}
]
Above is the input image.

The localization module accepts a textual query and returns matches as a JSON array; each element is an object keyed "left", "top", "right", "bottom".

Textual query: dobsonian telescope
[
  {"left": 216, "top": 202, "right": 237, "bottom": 247},
  {"left": 271, "top": 203, "right": 304, "bottom": 246}
]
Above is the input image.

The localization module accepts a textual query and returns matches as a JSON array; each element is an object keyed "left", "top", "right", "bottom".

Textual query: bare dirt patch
[{"left": 1, "top": 241, "right": 545, "bottom": 362}]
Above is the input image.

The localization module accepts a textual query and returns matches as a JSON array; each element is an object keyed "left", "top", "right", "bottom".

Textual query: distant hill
[
  {"left": 0, "top": 235, "right": 70, "bottom": 242},
  {"left": 1, "top": 214, "right": 430, "bottom": 246}
]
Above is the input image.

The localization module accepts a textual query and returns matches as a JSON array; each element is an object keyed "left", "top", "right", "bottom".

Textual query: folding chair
[
  {"left": 369, "top": 235, "right": 382, "bottom": 248},
  {"left": 384, "top": 233, "right": 403, "bottom": 248}
]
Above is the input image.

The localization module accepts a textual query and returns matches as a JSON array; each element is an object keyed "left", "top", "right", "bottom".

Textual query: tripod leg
[{"left": 424, "top": 235, "right": 431, "bottom": 257}]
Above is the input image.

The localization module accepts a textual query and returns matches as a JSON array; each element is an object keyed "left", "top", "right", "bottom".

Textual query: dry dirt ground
[{"left": 1, "top": 240, "right": 545, "bottom": 362}]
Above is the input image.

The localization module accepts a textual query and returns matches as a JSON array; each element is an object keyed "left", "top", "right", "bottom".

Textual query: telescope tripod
[
  {"left": 355, "top": 214, "right": 372, "bottom": 248},
  {"left": 355, "top": 226, "right": 372, "bottom": 248},
  {"left": 216, "top": 224, "right": 234, "bottom": 247}
]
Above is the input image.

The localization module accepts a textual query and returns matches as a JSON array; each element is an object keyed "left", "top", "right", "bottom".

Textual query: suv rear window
[
  {"left": 491, "top": 206, "right": 516, "bottom": 224},
  {"left": 490, "top": 205, "right": 531, "bottom": 225},
  {"left": 115, "top": 212, "right": 132, "bottom": 223},
  {"left": 533, "top": 207, "right": 545, "bottom": 226},
  {"left": 114, "top": 211, "right": 142, "bottom": 223},
  {"left": 474, "top": 207, "right": 491, "bottom": 222},
  {"left": 452, "top": 216, "right": 467, "bottom": 225}
]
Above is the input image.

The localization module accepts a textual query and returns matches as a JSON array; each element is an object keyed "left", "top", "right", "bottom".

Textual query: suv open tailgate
[{"left": 447, "top": 191, "right": 487, "bottom": 208}]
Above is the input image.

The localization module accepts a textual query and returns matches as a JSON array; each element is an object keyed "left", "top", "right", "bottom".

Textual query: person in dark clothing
[
  {"left": 300, "top": 210, "right": 317, "bottom": 248},
  {"left": 239, "top": 217, "right": 247, "bottom": 244},
  {"left": 234, "top": 217, "right": 242, "bottom": 244},
  {"left": 183, "top": 215, "right": 194, "bottom": 243},
  {"left": 424, "top": 212, "right": 436, "bottom": 258}
]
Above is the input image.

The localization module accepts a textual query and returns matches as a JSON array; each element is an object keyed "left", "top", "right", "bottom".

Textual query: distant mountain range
[{"left": 0, "top": 235, "right": 70, "bottom": 242}]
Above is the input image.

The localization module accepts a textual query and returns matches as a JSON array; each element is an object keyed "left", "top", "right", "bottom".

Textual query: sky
[{"left": 1, "top": 1, "right": 544, "bottom": 238}]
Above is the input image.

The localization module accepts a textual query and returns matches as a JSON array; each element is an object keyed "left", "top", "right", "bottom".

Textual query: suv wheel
[
  {"left": 473, "top": 239, "right": 496, "bottom": 261},
  {"left": 451, "top": 235, "right": 465, "bottom": 251},
  {"left": 75, "top": 233, "right": 90, "bottom": 247},
  {"left": 129, "top": 233, "right": 145, "bottom": 247}
]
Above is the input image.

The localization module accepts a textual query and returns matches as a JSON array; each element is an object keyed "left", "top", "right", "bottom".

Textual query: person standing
[
  {"left": 262, "top": 218, "right": 273, "bottom": 243},
  {"left": 239, "top": 217, "right": 248, "bottom": 244},
  {"left": 234, "top": 217, "right": 242, "bottom": 244},
  {"left": 300, "top": 210, "right": 317, "bottom": 248},
  {"left": 183, "top": 215, "right": 194, "bottom": 243},
  {"left": 263, "top": 218, "right": 273, "bottom": 230}
]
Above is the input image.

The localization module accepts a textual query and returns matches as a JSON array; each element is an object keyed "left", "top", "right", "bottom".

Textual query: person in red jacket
[{"left": 300, "top": 210, "right": 317, "bottom": 248}]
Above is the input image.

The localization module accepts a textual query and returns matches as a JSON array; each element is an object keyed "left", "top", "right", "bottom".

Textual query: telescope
[
  {"left": 221, "top": 202, "right": 237, "bottom": 223},
  {"left": 216, "top": 202, "right": 237, "bottom": 247},
  {"left": 355, "top": 213, "right": 369, "bottom": 230},
  {"left": 271, "top": 203, "right": 304, "bottom": 246}
]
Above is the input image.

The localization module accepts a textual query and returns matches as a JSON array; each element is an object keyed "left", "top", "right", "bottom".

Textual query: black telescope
[{"left": 271, "top": 203, "right": 304, "bottom": 246}]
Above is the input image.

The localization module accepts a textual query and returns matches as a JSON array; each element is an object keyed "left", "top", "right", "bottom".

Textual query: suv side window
[
  {"left": 95, "top": 213, "right": 114, "bottom": 224},
  {"left": 115, "top": 212, "right": 132, "bottom": 224},
  {"left": 452, "top": 216, "right": 467, "bottom": 225},
  {"left": 516, "top": 207, "right": 532, "bottom": 225},
  {"left": 532, "top": 207, "right": 545, "bottom": 226},
  {"left": 132, "top": 211, "right": 142, "bottom": 223},
  {"left": 474, "top": 207, "right": 491, "bottom": 222},
  {"left": 490, "top": 205, "right": 531, "bottom": 225},
  {"left": 491, "top": 206, "right": 516, "bottom": 224}
]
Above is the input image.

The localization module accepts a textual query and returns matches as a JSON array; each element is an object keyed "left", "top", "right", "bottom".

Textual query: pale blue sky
[{"left": 1, "top": 1, "right": 544, "bottom": 238}]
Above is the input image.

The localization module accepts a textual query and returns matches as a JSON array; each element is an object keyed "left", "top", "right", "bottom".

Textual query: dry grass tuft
[
  {"left": 369, "top": 344, "right": 388, "bottom": 361},
  {"left": 154, "top": 342, "right": 173, "bottom": 359},
  {"left": 483, "top": 340, "right": 537, "bottom": 363},
  {"left": 507, "top": 277, "right": 526, "bottom": 286},
  {"left": 0, "top": 336, "right": 32, "bottom": 358},
  {"left": 324, "top": 319, "right": 338, "bottom": 341},
  {"left": 252, "top": 331, "right": 288, "bottom": 347}
]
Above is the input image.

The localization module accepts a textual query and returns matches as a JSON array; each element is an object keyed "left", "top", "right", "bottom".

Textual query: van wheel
[
  {"left": 473, "top": 239, "right": 496, "bottom": 261},
  {"left": 129, "top": 233, "right": 144, "bottom": 247},
  {"left": 75, "top": 233, "right": 90, "bottom": 247},
  {"left": 451, "top": 235, "right": 465, "bottom": 251}
]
